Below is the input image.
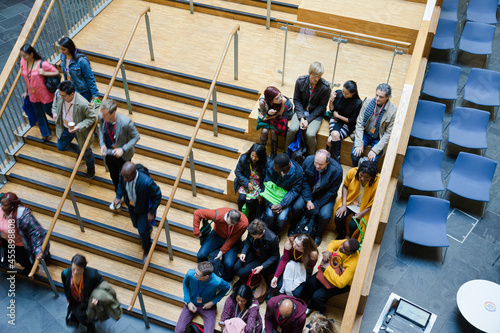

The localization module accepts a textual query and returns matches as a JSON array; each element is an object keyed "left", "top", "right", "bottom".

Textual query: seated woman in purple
[{"left": 220, "top": 284, "right": 263, "bottom": 333}]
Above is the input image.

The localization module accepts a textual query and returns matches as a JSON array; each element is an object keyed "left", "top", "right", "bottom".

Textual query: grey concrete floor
[{"left": 360, "top": 2, "right": 500, "bottom": 333}]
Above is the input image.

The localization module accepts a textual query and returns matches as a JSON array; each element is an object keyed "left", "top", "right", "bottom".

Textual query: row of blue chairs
[
  {"left": 421, "top": 63, "right": 500, "bottom": 118},
  {"left": 441, "top": 0, "right": 498, "bottom": 24},
  {"left": 411, "top": 100, "right": 489, "bottom": 152}
]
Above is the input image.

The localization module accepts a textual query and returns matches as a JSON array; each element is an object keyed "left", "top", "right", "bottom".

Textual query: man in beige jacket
[
  {"left": 52, "top": 80, "right": 97, "bottom": 179},
  {"left": 351, "top": 83, "right": 397, "bottom": 167}
]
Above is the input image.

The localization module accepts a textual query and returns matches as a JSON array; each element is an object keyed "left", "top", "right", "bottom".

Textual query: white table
[{"left": 457, "top": 280, "right": 500, "bottom": 333}]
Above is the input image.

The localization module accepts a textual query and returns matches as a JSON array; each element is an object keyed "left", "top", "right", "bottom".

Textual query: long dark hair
[
  {"left": 230, "top": 284, "right": 254, "bottom": 310},
  {"left": 343, "top": 80, "right": 360, "bottom": 100},
  {"left": 243, "top": 143, "right": 267, "bottom": 170},
  {"left": 288, "top": 233, "right": 318, "bottom": 266},
  {"left": 20, "top": 44, "right": 42, "bottom": 60},
  {"left": 58, "top": 37, "right": 80, "bottom": 59}
]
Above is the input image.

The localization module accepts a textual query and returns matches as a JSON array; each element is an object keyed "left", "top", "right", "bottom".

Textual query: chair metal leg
[
  {"left": 441, "top": 189, "right": 448, "bottom": 199},
  {"left": 441, "top": 247, "right": 448, "bottom": 264},
  {"left": 395, "top": 215, "right": 404, "bottom": 257},
  {"left": 493, "top": 254, "right": 500, "bottom": 266}
]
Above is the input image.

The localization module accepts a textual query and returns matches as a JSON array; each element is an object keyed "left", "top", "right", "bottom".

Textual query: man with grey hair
[
  {"left": 193, "top": 207, "right": 249, "bottom": 281},
  {"left": 98, "top": 98, "right": 140, "bottom": 191},
  {"left": 290, "top": 149, "right": 343, "bottom": 245},
  {"left": 351, "top": 83, "right": 397, "bottom": 166},
  {"left": 286, "top": 62, "right": 331, "bottom": 155}
]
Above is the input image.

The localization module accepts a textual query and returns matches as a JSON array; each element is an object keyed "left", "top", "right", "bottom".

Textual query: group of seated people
[{"left": 257, "top": 62, "right": 397, "bottom": 167}]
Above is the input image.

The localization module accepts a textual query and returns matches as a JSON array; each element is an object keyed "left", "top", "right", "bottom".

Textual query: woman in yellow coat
[{"left": 334, "top": 161, "right": 379, "bottom": 240}]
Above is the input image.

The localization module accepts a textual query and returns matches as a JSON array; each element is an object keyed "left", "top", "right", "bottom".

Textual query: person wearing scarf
[{"left": 351, "top": 83, "right": 397, "bottom": 167}]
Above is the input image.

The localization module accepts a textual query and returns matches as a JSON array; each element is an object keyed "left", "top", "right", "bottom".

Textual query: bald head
[
  {"left": 121, "top": 162, "right": 137, "bottom": 182},
  {"left": 314, "top": 149, "right": 330, "bottom": 172},
  {"left": 279, "top": 299, "right": 295, "bottom": 318}
]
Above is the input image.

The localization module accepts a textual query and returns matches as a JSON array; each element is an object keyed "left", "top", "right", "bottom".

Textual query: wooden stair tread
[
  {"left": 112, "top": 106, "right": 254, "bottom": 154},
  {"left": 20, "top": 130, "right": 230, "bottom": 195},
  {"left": 92, "top": 61, "right": 256, "bottom": 111},
  {"left": 95, "top": 81, "right": 250, "bottom": 134},
  {"left": 6, "top": 162, "right": 237, "bottom": 215}
]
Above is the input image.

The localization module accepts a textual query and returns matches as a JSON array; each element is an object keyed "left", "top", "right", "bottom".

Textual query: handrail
[
  {"left": 339, "top": 1, "right": 438, "bottom": 332},
  {"left": 29, "top": 6, "right": 153, "bottom": 278},
  {"left": 127, "top": 23, "right": 241, "bottom": 311},
  {"left": 0, "top": 0, "right": 56, "bottom": 122},
  {"left": 275, "top": 18, "right": 411, "bottom": 49}
]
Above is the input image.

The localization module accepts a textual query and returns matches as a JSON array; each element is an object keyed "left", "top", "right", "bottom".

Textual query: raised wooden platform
[{"left": 297, "top": 0, "right": 426, "bottom": 52}]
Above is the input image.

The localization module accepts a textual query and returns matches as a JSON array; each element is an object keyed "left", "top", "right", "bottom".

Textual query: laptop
[{"left": 384, "top": 298, "right": 432, "bottom": 333}]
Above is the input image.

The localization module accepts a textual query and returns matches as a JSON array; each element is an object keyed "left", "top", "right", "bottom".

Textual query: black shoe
[
  {"left": 142, "top": 250, "right": 150, "bottom": 264},
  {"left": 314, "top": 236, "right": 322, "bottom": 246},
  {"left": 86, "top": 167, "right": 95, "bottom": 179},
  {"left": 335, "top": 233, "right": 346, "bottom": 240}
]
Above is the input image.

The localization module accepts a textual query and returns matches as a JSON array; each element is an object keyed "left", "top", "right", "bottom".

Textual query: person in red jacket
[
  {"left": 193, "top": 207, "right": 248, "bottom": 281},
  {"left": 265, "top": 294, "right": 307, "bottom": 333}
]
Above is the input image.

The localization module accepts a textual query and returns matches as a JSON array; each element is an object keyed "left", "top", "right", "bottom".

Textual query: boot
[
  {"left": 260, "top": 138, "right": 268, "bottom": 152},
  {"left": 332, "top": 141, "right": 342, "bottom": 163},
  {"left": 270, "top": 139, "right": 278, "bottom": 160}
]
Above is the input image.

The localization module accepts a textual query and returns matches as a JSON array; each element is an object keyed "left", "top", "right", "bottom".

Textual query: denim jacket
[{"left": 60, "top": 52, "right": 99, "bottom": 98}]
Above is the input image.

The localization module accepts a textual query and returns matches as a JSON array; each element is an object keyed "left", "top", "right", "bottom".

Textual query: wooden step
[
  {"left": 1, "top": 181, "right": 197, "bottom": 237},
  {"left": 91, "top": 61, "right": 256, "bottom": 119},
  {"left": 145, "top": 0, "right": 297, "bottom": 28},
  {"left": 83, "top": 49, "right": 260, "bottom": 100},
  {"left": 95, "top": 81, "right": 250, "bottom": 140},
  {"left": 29, "top": 122, "right": 237, "bottom": 178},
  {"left": 5, "top": 162, "right": 237, "bottom": 218}
]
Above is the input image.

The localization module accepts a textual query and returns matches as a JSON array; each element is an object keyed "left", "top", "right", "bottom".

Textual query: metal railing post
[
  {"left": 68, "top": 189, "right": 84, "bottom": 232},
  {"left": 387, "top": 46, "right": 404, "bottom": 84},
  {"left": 212, "top": 87, "right": 218, "bottom": 137},
  {"left": 144, "top": 12, "right": 155, "bottom": 61},
  {"left": 55, "top": 0, "right": 69, "bottom": 36},
  {"left": 278, "top": 24, "right": 288, "bottom": 86},
  {"left": 86, "top": 0, "right": 94, "bottom": 18},
  {"left": 266, "top": 0, "right": 271, "bottom": 30},
  {"left": 189, "top": 150, "right": 197, "bottom": 196},
  {"left": 120, "top": 64, "right": 133, "bottom": 114},
  {"left": 164, "top": 219, "right": 174, "bottom": 260},
  {"left": 137, "top": 291, "right": 150, "bottom": 328},
  {"left": 234, "top": 31, "right": 239, "bottom": 80},
  {"left": 189, "top": 0, "right": 194, "bottom": 14},
  {"left": 331, "top": 35, "right": 348, "bottom": 87},
  {"left": 40, "top": 259, "right": 59, "bottom": 297}
]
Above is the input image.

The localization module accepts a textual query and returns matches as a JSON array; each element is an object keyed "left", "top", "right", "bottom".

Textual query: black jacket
[
  {"left": 116, "top": 171, "right": 162, "bottom": 214},
  {"left": 293, "top": 75, "right": 331, "bottom": 123},
  {"left": 61, "top": 267, "right": 103, "bottom": 306},
  {"left": 241, "top": 227, "right": 280, "bottom": 270},
  {"left": 330, "top": 89, "right": 363, "bottom": 132},
  {"left": 234, "top": 153, "right": 269, "bottom": 193},
  {"left": 301, "top": 155, "right": 343, "bottom": 208}
]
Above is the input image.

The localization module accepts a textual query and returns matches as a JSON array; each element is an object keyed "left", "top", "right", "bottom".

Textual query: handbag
[
  {"left": 290, "top": 209, "right": 318, "bottom": 237},
  {"left": 208, "top": 248, "right": 225, "bottom": 279},
  {"left": 316, "top": 253, "right": 344, "bottom": 289},
  {"left": 199, "top": 210, "right": 217, "bottom": 245},
  {"left": 187, "top": 322, "right": 204, "bottom": 333},
  {"left": 40, "top": 60, "right": 61, "bottom": 93},
  {"left": 287, "top": 130, "right": 308, "bottom": 166},
  {"left": 247, "top": 271, "right": 268, "bottom": 304}
]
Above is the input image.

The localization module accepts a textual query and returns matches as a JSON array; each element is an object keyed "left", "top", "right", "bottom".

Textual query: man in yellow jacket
[{"left": 302, "top": 238, "right": 360, "bottom": 316}]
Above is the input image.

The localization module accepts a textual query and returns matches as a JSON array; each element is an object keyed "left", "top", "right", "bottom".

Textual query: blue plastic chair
[
  {"left": 458, "top": 22, "right": 496, "bottom": 67},
  {"left": 463, "top": 68, "right": 500, "bottom": 119},
  {"left": 410, "top": 100, "right": 446, "bottom": 147},
  {"left": 466, "top": 0, "right": 498, "bottom": 24},
  {"left": 446, "top": 152, "right": 497, "bottom": 216},
  {"left": 400, "top": 147, "right": 444, "bottom": 200},
  {"left": 421, "top": 62, "right": 461, "bottom": 100},
  {"left": 448, "top": 107, "right": 489, "bottom": 153},
  {"left": 440, "top": 0, "right": 459, "bottom": 21},
  {"left": 432, "top": 18, "right": 457, "bottom": 50},
  {"left": 396, "top": 195, "right": 450, "bottom": 263}
]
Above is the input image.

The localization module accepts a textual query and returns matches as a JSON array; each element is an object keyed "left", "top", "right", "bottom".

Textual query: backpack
[
  {"left": 40, "top": 60, "right": 61, "bottom": 93},
  {"left": 290, "top": 210, "right": 317, "bottom": 238},
  {"left": 136, "top": 163, "right": 150, "bottom": 176},
  {"left": 207, "top": 248, "right": 225, "bottom": 279}
]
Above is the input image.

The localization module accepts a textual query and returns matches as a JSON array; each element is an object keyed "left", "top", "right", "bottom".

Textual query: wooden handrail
[
  {"left": 274, "top": 18, "right": 411, "bottom": 49},
  {"left": 127, "top": 24, "right": 241, "bottom": 311},
  {"left": 29, "top": 6, "right": 152, "bottom": 278},
  {"left": 0, "top": 0, "right": 55, "bottom": 121},
  {"left": 339, "top": 1, "right": 438, "bottom": 332}
]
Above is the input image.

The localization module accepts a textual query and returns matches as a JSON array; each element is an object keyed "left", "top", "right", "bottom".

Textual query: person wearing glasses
[
  {"left": 302, "top": 238, "right": 360, "bottom": 317},
  {"left": 265, "top": 294, "right": 307, "bottom": 333},
  {"left": 262, "top": 153, "right": 303, "bottom": 236},
  {"left": 175, "top": 261, "right": 231, "bottom": 333},
  {"left": 193, "top": 208, "right": 249, "bottom": 282}
]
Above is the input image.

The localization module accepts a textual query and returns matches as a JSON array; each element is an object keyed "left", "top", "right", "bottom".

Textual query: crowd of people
[{"left": 3, "top": 52, "right": 396, "bottom": 332}]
